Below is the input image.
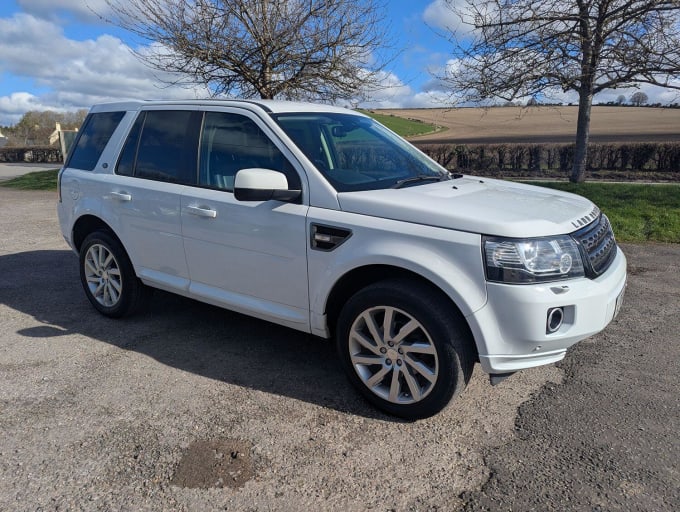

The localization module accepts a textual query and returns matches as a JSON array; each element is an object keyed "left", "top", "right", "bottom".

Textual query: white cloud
[
  {"left": 356, "top": 69, "right": 462, "bottom": 109},
  {"left": 17, "top": 0, "right": 111, "bottom": 23},
  {"left": 530, "top": 82, "right": 680, "bottom": 107},
  {"left": 592, "top": 84, "right": 680, "bottom": 105},
  {"left": 420, "top": 52, "right": 680, "bottom": 107},
  {"left": 409, "top": 91, "right": 454, "bottom": 108},
  {"left": 0, "top": 13, "right": 210, "bottom": 125},
  {"left": 417, "top": 58, "right": 464, "bottom": 96},
  {"left": 355, "top": 71, "right": 415, "bottom": 109},
  {"left": 1, "top": 6, "right": 678, "bottom": 126},
  {"left": 423, "top": 0, "right": 475, "bottom": 34},
  {"left": 0, "top": 92, "right": 62, "bottom": 118}
]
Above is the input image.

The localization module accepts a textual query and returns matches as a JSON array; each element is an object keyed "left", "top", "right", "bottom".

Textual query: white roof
[{"left": 89, "top": 99, "right": 361, "bottom": 116}]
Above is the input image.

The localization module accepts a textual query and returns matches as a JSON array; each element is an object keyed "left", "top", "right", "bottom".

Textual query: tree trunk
[
  {"left": 570, "top": 90, "right": 593, "bottom": 183},
  {"left": 258, "top": 62, "right": 275, "bottom": 99}
]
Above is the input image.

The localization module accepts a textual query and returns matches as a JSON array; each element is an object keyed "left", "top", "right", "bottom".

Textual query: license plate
[{"left": 613, "top": 284, "right": 626, "bottom": 319}]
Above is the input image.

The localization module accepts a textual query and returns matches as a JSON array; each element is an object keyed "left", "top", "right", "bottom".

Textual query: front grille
[{"left": 572, "top": 214, "right": 617, "bottom": 278}]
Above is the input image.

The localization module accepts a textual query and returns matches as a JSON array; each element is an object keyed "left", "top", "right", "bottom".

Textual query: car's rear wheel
[
  {"left": 336, "top": 279, "right": 474, "bottom": 419},
  {"left": 79, "top": 231, "right": 149, "bottom": 318}
]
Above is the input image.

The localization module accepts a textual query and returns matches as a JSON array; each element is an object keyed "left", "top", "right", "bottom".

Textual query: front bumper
[{"left": 467, "top": 246, "right": 627, "bottom": 374}]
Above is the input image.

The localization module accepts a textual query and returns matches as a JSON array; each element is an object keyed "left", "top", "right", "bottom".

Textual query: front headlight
[{"left": 483, "top": 235, "right": 584, "bottom": 284}]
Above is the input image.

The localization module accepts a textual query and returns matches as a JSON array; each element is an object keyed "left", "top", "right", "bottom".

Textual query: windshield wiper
[{"left": 391, "top": 174, "right": 450, "bottom": 189}]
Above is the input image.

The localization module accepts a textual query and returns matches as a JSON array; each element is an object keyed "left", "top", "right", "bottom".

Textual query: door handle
[
  {"left": 186, "top": 205, "right": 217, "bottom": 218},
  {"left": 109, "top": 191, "right": 132, "bottom": 202}
]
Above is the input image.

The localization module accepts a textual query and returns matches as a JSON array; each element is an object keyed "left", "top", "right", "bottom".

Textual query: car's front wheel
[
  {"left": 336, "top": 279, "right": 474, "bottom": 419},
  {"left": 79, "top": 231, "right": 148, "bottom": 318}
]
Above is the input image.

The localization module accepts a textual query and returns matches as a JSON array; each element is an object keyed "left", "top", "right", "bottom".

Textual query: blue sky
[
  {"left": 0, "top": 0, "right": 467, "bottom": 125},
  {"left": 0, "top": 0, "right": 677, "bottom": 126}
]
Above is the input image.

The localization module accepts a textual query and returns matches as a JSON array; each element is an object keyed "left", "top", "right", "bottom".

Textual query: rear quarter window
[{"left": 66, "top": 111, "right": 125, "bottom": 171}]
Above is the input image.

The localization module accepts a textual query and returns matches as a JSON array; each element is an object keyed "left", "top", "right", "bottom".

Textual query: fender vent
[{"left": 311, "top": 224, "right": 352, "bottom": 251}]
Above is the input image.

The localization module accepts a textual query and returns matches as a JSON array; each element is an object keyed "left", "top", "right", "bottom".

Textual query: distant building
[
  {"left": 49, "top": 122, "right": 78, "bottom": 157},
  {"left": 49, "top": 123, "right": 62, "bottom": 146},
  {"left": 0, "top": 129, "right": 7, "bottom": 148}
]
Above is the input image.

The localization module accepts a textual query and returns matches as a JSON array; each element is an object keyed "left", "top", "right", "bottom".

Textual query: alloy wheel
[
  {"left": 83, "top": 243, "right": 123, "bottom": 307},
  {"left": 348, "top": 306, "right": 439, "bottom": 404}
]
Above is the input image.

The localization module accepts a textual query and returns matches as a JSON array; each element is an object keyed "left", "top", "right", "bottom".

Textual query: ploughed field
[{"left": 377, "top": 106, "right": 680, "bottom": 144}]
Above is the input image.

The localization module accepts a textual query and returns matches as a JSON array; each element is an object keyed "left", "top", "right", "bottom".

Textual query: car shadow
[{"left": 0, "top": 249, "right": 398, "bottom": 421}]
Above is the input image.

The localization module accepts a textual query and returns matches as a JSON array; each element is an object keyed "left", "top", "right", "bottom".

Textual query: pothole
[
  {"left": 628, "top": 265, "right": 649, "bottom": 275},
  {"left": 171, "top": 439, "right": 255, "bottom": 489}
]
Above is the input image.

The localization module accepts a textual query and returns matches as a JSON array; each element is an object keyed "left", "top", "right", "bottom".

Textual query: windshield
[{"left": 271, "top": 112, "right": 449, "bottom": 192}]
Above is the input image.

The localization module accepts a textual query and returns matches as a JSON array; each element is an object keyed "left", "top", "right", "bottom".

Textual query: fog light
[{"left": 546, "top": 307, "right": 564, "bottom": 334}]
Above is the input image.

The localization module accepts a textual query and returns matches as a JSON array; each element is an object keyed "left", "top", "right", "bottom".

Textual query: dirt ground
[
  {"left": 377, "top": 106, "right": 680, "bottom": 144},
  {"left": 1, "top": 188, "right": 678, "bottom": 511}
]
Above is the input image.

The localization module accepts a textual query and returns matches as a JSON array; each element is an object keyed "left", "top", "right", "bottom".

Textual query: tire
[
  {"left": 336, "top": 278, "right": 474, "bottom": 420},
  {"left": 79, "top": 230, "right": 150, "bottom": 318}
]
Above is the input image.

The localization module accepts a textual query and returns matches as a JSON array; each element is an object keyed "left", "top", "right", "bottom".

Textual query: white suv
[{"left": 57, "top": 100, "right": 627, "bottom": 419}]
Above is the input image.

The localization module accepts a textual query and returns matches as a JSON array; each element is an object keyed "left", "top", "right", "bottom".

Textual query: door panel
[
  {"left": 99, "top": 174, "right": 190, "bottom": 291},
  {"left": 181, "top": 109, "right": 310, "bottom": 330},
  {"left": 100, "top": 108, "right": 201, "bottom": 291},
  {"left": 181, "top": 189, "right": 309, "bottom": 328}
]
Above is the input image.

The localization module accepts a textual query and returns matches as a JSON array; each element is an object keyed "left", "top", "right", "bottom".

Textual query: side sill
[{"left": 138, "top": 268, "right": 190, "bottom": 293}]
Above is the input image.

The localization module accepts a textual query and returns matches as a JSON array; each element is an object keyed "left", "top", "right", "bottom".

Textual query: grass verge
[
  {"left": 360, "top": 110, "right": 440, "bottom": 137},
  {"left": 0, "top": 169, "right": 59, "bottom": 190},
  {"left": 529, "top": 182, "right": 680, "bottom": 243}
]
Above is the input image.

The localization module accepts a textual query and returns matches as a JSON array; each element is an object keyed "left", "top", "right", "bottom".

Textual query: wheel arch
[
  {"left": 324, "top": 264, "right": 479, "bottom": 361},
  {"left": 72, "top": 215, "right": 121, "bottom": 253}
]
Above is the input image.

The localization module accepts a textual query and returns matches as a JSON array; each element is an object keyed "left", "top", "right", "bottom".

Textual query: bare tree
[
  {"left": 101, "top": 0, "right": 392, "bottom": 102},
  {"left": 4, "top": 110, "right": 88, "bottom": 146},
  {"left": 630, "top": 91, "right": 649, "bottom": 106},
  {"left": 11, "top": 111, "right": 58, "bottom": 145},
  {"left": 437, "top": 1, "right": 680, "bottom": 182},
  {"left": 616, "top": 94, "right": 626, "bottom": 105}
]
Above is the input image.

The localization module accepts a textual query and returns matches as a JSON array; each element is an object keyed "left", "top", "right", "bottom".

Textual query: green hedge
[
  {"left": 4, "top": 141, "right": 679, "bottom": 177},
  {"left": 416, "top": 142, "right": 680, "bottom": 175},
  {"left": 0, "top": 147, "right": 63, "bottom": 163}
]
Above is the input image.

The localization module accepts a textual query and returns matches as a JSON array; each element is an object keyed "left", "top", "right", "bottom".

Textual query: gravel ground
[
  {"left": 1, "top": 188, "right": 678, "bottom": 511},
  {"left": 460, "top": 243, "right": 680, "bottom": 512}
]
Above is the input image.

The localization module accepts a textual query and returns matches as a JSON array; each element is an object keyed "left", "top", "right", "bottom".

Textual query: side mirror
[{"left": 234, "top": 168, "right": 301, "bottom": 202}]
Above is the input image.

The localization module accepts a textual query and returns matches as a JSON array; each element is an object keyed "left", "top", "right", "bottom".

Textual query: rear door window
[
  {"left": 114, "top": 110, "right": 202, "bottom": 184},
  {"left": 133, "top": 110, "right": 202, "bottom": 185},
  {"left": 66, "top": 111, "right": 125, "bottom": 171}
]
